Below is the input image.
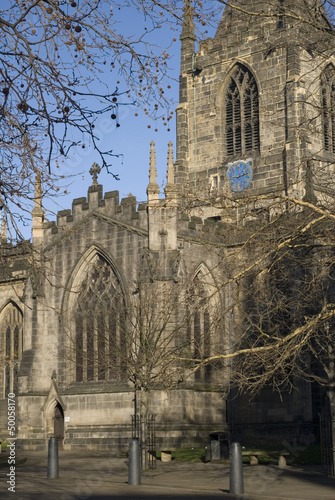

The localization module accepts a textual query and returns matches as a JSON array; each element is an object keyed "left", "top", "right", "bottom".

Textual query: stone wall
[
  {"left": 11, "top": 181, "right": 229, "bottom": 451},
  {"left": 177, "top": 0, "right": 335, "bottom": 205}
]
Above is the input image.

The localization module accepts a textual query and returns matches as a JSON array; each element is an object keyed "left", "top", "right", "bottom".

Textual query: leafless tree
[
  {"left": 0, "top": 0, "right": 220, "bottom": 238},
  {"left": 165, "top": 0, "right": 335, "bottom": 471}
]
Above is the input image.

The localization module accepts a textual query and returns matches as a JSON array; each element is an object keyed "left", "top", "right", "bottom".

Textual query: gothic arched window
[
  {"left": 321, "top": 64, "right": 335, "bottom": 154},
  {"left": 225, "top": 64, "right": 260, "bottom": 157},
  {"left": 188, "top": 271, "right": 212, "bottom": 382},
  {"left": 74, "top": 255, "right": 126, "bottom": 383},
  {"left": 0, "top": 302, "right": 23, "bottom": 398}
]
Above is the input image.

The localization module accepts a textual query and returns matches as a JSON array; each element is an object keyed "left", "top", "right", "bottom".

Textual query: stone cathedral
[{"left": 0, "top": 0, "right": 334, "bottom": 451}]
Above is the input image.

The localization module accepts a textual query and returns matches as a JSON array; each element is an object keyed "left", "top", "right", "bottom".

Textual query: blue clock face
[{"left": 227, "top": 160, "right": 252, "bottom": 192}]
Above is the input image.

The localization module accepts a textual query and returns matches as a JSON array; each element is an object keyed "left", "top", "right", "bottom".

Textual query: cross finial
[{"left": 89, "top": 162, "right": 101, "bottom": 186}]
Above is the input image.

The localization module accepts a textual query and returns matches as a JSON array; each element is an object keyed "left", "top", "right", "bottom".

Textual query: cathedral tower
[{"left": 175, "top": 0, "right": 335, "bottom": 214}]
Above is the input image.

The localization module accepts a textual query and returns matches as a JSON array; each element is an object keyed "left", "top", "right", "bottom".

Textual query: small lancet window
[{"left": 1, "top": 302, "right": 23, "bottom": 398}]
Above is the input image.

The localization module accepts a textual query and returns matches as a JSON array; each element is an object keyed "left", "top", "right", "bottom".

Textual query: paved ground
[{"left": 0, "top": 450, "right": 334, "bottom": 500}]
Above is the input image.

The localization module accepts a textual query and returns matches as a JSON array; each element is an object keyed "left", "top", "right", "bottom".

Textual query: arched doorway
[{"left": 54, "top": 403, "right": 64, "bottom": 450}]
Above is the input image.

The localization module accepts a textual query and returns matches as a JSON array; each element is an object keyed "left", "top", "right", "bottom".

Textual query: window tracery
[
  {"left": 74, "top": 255, "right": 126, "bottom": 383},
  {"left": 321, "top": 64, "right": 335, "bottom": 154},
  {"left": 225, "top": 64, "right": 260, "bottom": 157},
  {"left": 188, "top": 271, "right": 212, "bottom": 382}
]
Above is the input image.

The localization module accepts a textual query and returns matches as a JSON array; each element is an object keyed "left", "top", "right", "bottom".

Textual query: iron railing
[{"left": 131, "top": 414, "right": 156, "bottom": 470}]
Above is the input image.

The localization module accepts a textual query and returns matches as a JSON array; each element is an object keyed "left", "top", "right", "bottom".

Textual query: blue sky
[
  {"left": 17, "top": 1, "right": 222, "bottom": 239},
  {"left": 43, "top": 6, "right": 182, "bottom": 223},
  {"left": 55, "top": 90, "right": 177, "bottom": 208}
]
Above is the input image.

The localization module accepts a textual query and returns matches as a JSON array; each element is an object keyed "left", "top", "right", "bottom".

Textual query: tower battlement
[{"left": 42, "top": 185, "right": 149, "bottom": 246}]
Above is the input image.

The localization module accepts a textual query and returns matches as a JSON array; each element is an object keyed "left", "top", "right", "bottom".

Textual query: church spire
[
  {"left": 181, "top": 0, "right": 195, "bottom": 42},
  {"left": 165, "top": 141, "right": 178, "bottom": 201},
  {"left": 0, "top": 207, "right": 7, "bottom": 243},
  {"left": 147, "top": 141, "right": 160, "bottom": 202},
  {"left": 149, "top": 140, "right": 157, "bottom": 185},
  {"left": 33, "top": 169, "right": 42, "bottom": 210},
  {"left": 32, "top": 169, "right": 45, "bottom": 246},
  {"left": 166, "top": 141, "right": 174, "bottom": 186}
]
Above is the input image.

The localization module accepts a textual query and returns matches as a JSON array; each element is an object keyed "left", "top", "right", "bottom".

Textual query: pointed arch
[
  {"left": 0, "top": 300, "right": 23, "bottom": 398},
  {"left": 223, "top": 63, "right": 260, "bottom": 157},
  {"left": 321, "top": 63, "right": 335, "bottom": 154},
  {"left": 187, "top": 264, "right": 219, "bottom": 382},
  {"left": 42, "top": 377, "right": 67, "bottom": 446},
  {"left": 190, "top": 262, "right": 218, "bottom": 287},
  {"left": 62, "top": 245, "right": 128, "bottom": 384},
  {"left": 63, "top": 244, "right": 128, "bottom": 309}
]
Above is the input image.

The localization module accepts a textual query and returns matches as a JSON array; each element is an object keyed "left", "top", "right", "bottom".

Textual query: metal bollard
[
  {"left": 230, "top": 442, "right": 244, "bottom": 495},
  {"left": 47, "top": 436, "right": 59, "bottom": 479},
  {"left": 128, "top": 438, "right": 141, "bottom": 485}
]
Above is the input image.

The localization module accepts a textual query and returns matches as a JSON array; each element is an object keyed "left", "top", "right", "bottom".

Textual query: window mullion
[
  {"left": 241, "top": 86, "right": 246, "bottom": 154},
  {"left": 83, "top": 317, "right": 87, "bottom": 382},
  {"left": 94, "top": 315, "right": 98, "bottom": 381}
]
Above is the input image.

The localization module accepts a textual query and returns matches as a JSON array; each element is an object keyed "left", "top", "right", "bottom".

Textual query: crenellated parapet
[
  {"left": 41, "top": 185, "right": 264, "bottom": 253},
  {"left": 176, "top": 212, "right": 270, "bottom": 249},
  {"left": 42, "top": 184, "right": 149, "bottom": 247},
  {"left": 34, "top": 138, "right": 267, "bottom": 251},
  {"left": 0, "top": 240, "right": 30, "bottom": 283}
]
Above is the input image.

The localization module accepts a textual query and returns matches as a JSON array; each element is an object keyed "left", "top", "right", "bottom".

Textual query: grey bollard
[
  {"left": 47, "top": 437, "right": 59, "bottom": 479},
  {"left": 128, "top": 438, "right": 141, "bottom": 485},
  {"left": 230, "top": 442, "right": 244, "bottom": 495}
]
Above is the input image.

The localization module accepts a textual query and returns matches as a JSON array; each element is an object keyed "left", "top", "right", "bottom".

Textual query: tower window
[
  {"left": 321, "top": 64, "right": 335, "bottom": 154},
  {"left": 225, "top": 64, "right": 260, "bottom": 157}
]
